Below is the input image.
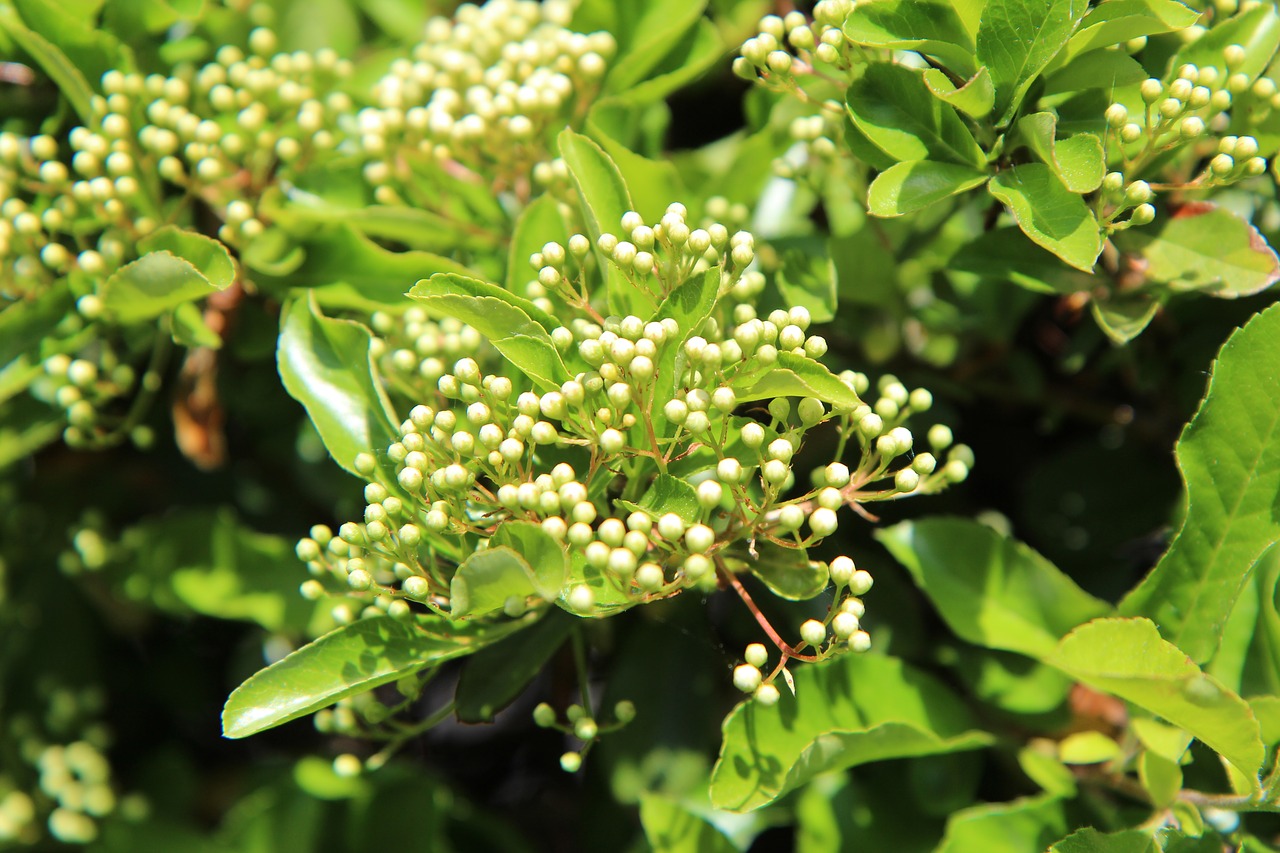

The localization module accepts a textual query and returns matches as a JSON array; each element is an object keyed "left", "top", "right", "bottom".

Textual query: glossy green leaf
[
  {"left": 732, "top": 353, "right": 860, "bottom": 410},
  {"left": 1115, "top": 204, "right": 1280, "bottom": 298},
  {"left": 100, "top": 252, "right": 227, "bottom": 323},
  {"left": 1064, "top": 0, "right": 1200, "bottom": 61},
  {"left": 845, "top": 63, "right": 986, "bottom": 168},
  {"left": 640, "top": 795, "right": 737, "bottom": 853},
  {"left": 1043, "top": 49, "right": 1147, "bottom": 96},
  {"left": 636, "top": 474, "right": 702, "bottom": 524},
  {"left": 923, "top": 67, "right": 995, "bottom": 118},
  {"left": 490, "top": 521, "right": 568, "bottom": 593},
  {"left": 877, "top": 518, "right": 1110, "bottom": 658},
  {"left": 1050, "top": 828, "right": 1160, "bottom": 853},
  {"left": 506, "top": 194, "right": 570, "bottom": 294},
  {"left": 843, "top": 0, "right": 978, "bottom": 75},
  {"left": 140, "top": 226, "right": 236, "bottom": 288},
  {"left": 558, "top": 129, "right": 643, "bottom": 317},
  {"left": 450, "top": 542, "right": 560, "bottom": 619},
  {"left": 709, "top": 654, "right": 992, "bottom": 811},
  {"left": 276, "top": 295, "right": 399, "bottom": 478},
  {"left": 1120, "top": 303, "right": 1280, "bottom": 662},
  {"left": 455, "top": 610, "right": 573, "bottom": 722},
  {"left": 1047, "top": 617, "right": 1265, "bottom": 782},
  {"left": 989, "top": 163, "right": 1103, "bottom": 271},
  {"left": 977, "top": 0, "right": 1090, "bottom": 124},
  {"left": 1090, "top": 290, "right": 1161, "bottom": 343},
  {"left": 1017, "top": 112, "right": 1104, "bottom": 193},
  {"left": 1171, "top": 2, "right": 1280, "bottom": 82},
  {"left": 935, "top": 795, "right": 1066, "bottom": 853},
  {"left": 738, "top": 541, "right": 828, "bottom": 602},
  {"left": 0, "top": 6, "right": 94, "bottom": 120},
  {"left": 409, "top": 274, "right": 569, "bottom": 391},
  {"left": 557, "top": 549, "right": 636, "bottom": 618},
  {"left": 867, "top": 161, "right": 989, "bottom": 218},
  {"left": 222, "top": 614, "right": 533, "bottom": 738}
]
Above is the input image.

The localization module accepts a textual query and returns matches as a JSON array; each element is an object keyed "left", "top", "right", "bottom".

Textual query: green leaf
[
  {"left": 1017, "top": 112, "right": 1105, "bottom": 193},
  {"left": 709, "top": 654, "right": 993, "bottom": 811},
  {"left": 636, "top": 473, "right": 702, "bottom": 524},
  {"left": 1090, "top": 290, "right": 1161, "bottom": 343},
  {"left": 936, "top": 795, "right": 1067, "bottom": 853},
  {"left": 1171, "top": 2, "right": 1280, "bottom": 82},
  {"left": 0, "top": 281, "right": 74, "bottom": 367},
  {"left": 1115, "top": 204, "right": 1280, "bottom": 298},
  {"left": 977, "top": 0, "right": 1090, "bottom": 124},
  {"left": 958, "top": 648, "right": 1075, "bottom": 714},
  {"left": 170, "top": 302, "right": 221, "bottom": 349},
  {"left": 736, "top": 540, "right": 829, "bottom": 602},
  {"left": 640, "top": 795, "right": 737, "bottom": 853},
  {"left": 867, "top": 161, "right": 989, "bottom": 218},
  {"left": 0, "top": 6, "right": 94, "bottom": 121},
  {"left": 276, "top": 294, "right": 399, "bottom": 478},
  {"left": 1250, "top": 695, "right": 1280, "bottom": 746},
  {"left": 950, "top": 227, "right": 1098, "bottom": 294},
  {"left": 222, "top": 614, "right": 533, "bottom": 738},
  {"left": 988, "top": 163, "right": 1103, "bottom": 271},
  {"left": 490, "top": 522, "right": 568, "bottom": 596},
  {"left": 412, "top": 271, "right": 561, "bottom": 332},
  {"left": 10, "top": 0, "right": 123, "bottom": 108},
  {"left": 557, "top": 129, "right": 643, "bottom": 317},
  {"left": 877, "top": 519, "right": 1111, "bottom": 658},
  {"left": 1018, "top": 747, "right": 1078, "bottom": 797},
  {"left": 1047, "top": 617, "right": 1265, "bottom": 782},
  {"left": 0, "top": 395, "right": 63, "bottom": 469},
  {"left": 1064, "top": 0, "right": 1201, "bottom": 61},
  {"left": 601, "top": 18, "right": 723, "bottom": 108},
  {"left": 1139, "top": 750, "right": 1183, "bottom": 808},
  {"left": 279, "top": 0, "right": 360, "bottom": 55},
  {"left": 772, "top": 236, "right": 838, "bottom": 322},
  {"left": 1058, "top": 731, "right": 1121, "bottom": 764},
  {"left": 588, "top": 106, "right": 687, "bottom": 224},
  {"left": 100, "top": 252, "right": 227, "bottom": 323},
  {"left": 923, "top": 67, "right": 995, "bottom": 118},
  {"left": 603, "top": 0, "right": 709, "bottom": 94},
  {"left": 842, "top": 0, "right": 978, "bottom": 75},
  {"left": 654, "top": 268, "right": 721, "bottom": 403},
  {"left": 1132, "top": 717, "right": 1194, "bottom": 762},
  {"left": 845, "top": 63, "right": 987, "bottom": 168},
  {"left": 506, "top": 194, "right": 570, "bottom": 294},
  {"left": 1120, "top": 303, "right": 1280, "bottom": 662},
  {"left": 408, "top": 274, "right": 569, "bottom": 391},
  {"left": 732, "top": 352, "right": 860, "bottom": 410},
  {"left": 138, "top": 226, "right": 236, "bottom": 287},
  {"left": 1050, "top": 828, "right": 1160, "bottom": 853},
  {"left": 1044, "top": 46, "right": 1147, "bottom": 96},
  {"left": 455, "top": 610, "right": 573, "bottom": 722},
  {"left": 557, "top": 549, "right": 636, "bottom": 618},
  {"left": 450, "top": 542, "right": 561, "bottom": 619}
]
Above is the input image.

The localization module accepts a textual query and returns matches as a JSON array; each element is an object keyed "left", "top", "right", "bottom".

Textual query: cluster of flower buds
[
  {"left": 294, "top": 203, "right": 968, "bottom": 701},
  {"left": 533, "top": 699, "right": 635, "bottom": 771},
  {"left": 34, "top": 351, "right": 154, "bottom": 450},
  {"left": 733, "top": 1, "right": 856, "bottom": 87},
  {"left": 370, "top": 309, "right": 490, "bottom": 406}
]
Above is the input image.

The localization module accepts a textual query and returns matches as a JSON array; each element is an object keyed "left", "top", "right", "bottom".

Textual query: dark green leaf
[
  {"left": 276, "top": 294, "right": 399, "bottom": 478},
  {"left": 1047, "top": 617, "right": 1265, "bottom": 782},
  {"left": 1017, "top": 112, "right": 1105, "bottom": 193},
  {"left": 1115, "top": 204, "right": 1280, "bottom": 297},
  {"left": 1120, "top": 303, "right": 1280, "bottom": 662},
  {"left": 222, "top": 614, "right": 534, "bottom": 738},
  {"left": 846, "top": 63, "right": 987, "bottom": 168},
  {"left": 1090, "top": 290, "right": 1161, "bottom": 343},
  {"left": 772, "top": 236, "right": 838, "bottom": 322},
  {"left": 867, "top": 161, "right": 989, "bottom": 217},
  {"left": 843, "top": 0, "right": 978, "bottom": 75},
  {"left": 0, "top": 395, "right": 63, "bottom": 469},
  {"left": 1050, "top": 828, "right": 1160, "bottom": 853},
  {"left": 640, "top": 795, "right": 737, "bottom": 853},
  {"left": 456, "top": 610, "right": 573, "bottom": 722},
  {"left": 977, "top": 0, "right": 1090, "bottom": 124},
  {"left": 710, "top": 654, "right": 992, "bottom": 811},
  {"left": 936, "top": 795, "right": 1066, "bottom": 853},
  {"left": 737, "top": 540, "right": 828, "bottom": 601},
  {"left": 923, "top": 67, "right": 995, "bottom": 118},
  {"left": 877, "top": 518, "right": 1111, "bottom": 658},
  {"left": 0, "top": 281, "right": 73, "bottom": 367},
  {"left": 989, "top": 163, "right": 1103, "bottom": 271},
  {"left": 950, "top": 227, "right": 1098, "bottom": 294},
  {"left": 732, "top": 352, "right": 860, "bottom": 410}
]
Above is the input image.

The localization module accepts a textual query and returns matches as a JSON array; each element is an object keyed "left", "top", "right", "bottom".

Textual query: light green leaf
[
  {"left": 936, "top": 795, "right": 1066, "bottom": 853},
  {"left": 1017, "top": 112, "right": 1105, "bottom": 193},
  {"left": 636, "top": 473, "right": 702, "bottom": 524},
  {"left": 1132, "top": 717, "right": 1194, "bottom": 763},
  {"left": 222, "top": 614, "right": 533, "bottom": 738},
  {"left": 1047, "top": 617, "right": 1265, "bottom": 782},
  {"left": 923, "top": 67, "right": 995, "bottom": 118},
  {"left": 877, "top": 518, "right": 1111, "bottom": 658},
  {"left": 951, "top": 227, "right": 1098, "bottom": 294},
  {"left": 709, "top": 654, "right": 992, "bottom": 812},
  {"left": 845, "top": 63, "right": 987, "bottom": 168},
  {"left": 732, "top": 352, "right": 860, "bottom": 410},
  {"left": 557, "top": 549, "right": 636, "bottom": 618},
  {"left": 867, "top": 160, "right": 989, "bottom": 217},
  {"left": 843, "top": 0, "right": 978, "bottom": 75},
  {"left": 489, "top": 521, "right": 568, "bottom": 598},
  {"left": 506, "top": 194, "right": 570, "bottom": 294},
  {"left": 735, "top": 540, "right": 828, "bottom": 602},
  {"left": 138, "top": 226, "right": 236, "bottom": 288},
  {"left": 1064, "top": 0, "right": 1201, "bottom": 62},
  {"left": 1115, "top": 204, "right": 1280, "bottom": 298},
  {"left": 1090, "top": 290, "right": 1161, "bottom": 343},
  {"left": 1120, "top": 303, "right": 1280, "bottom": 662},
  {"left": 0, "top": 280, "right": 73, "bottom": 367},
  {"left": 603, "top": 0, "right": 709, "bottom": 93},
  {"left": 455, "top": 610, "right": 573, "bottom": 722},
  {"left": 1058, "top": 731, "right": 1121, "bottom": 764},
  {"left": 1018, "top": 747, "right": 1078, "bottom": 797},
  {"left": 989, "top": 163, "right": 1103, "bottom": 271},
  {"left": 772, "top": 236, "right": 838, "bottom": 322},
  {"left": 1044, "top": 46, "right": 1147, "bottom": 96},
  {"left": 1050, "top": 828, "right": 1160, "bottom": 853},
  {"left": 409, "top": 274, "right": 569, "bottom": 391},
  {"left": 977, "top": 0, "right": 1090, "bottom": 124},
  {"left": 276, "top": 294, "right": 399, "bottom": 478},
  {"left": 588, "top": 105, "right": 687, "bottom": 225},
  {"left": 1139, "top": 750, "right": 1183, "bottom": 808},
  {"left": 170, "top": 302, "right": 221, "bottom": 349},
  {"left": 601, "top": 18, "right": 723, "bottom": 108},
  {"left": 558, "top": 129, "right": 644, "bottom": 317},
  {"left": 1171, "top": 1, "right": 1280, "bottom": 82},
  {"left": 0, "top": 6, "right": 93, "bottom": 120},
  {"left": 1250, "top": 696, "right": 1280, "bottom": 746},
  {"left": 958, "top": 648, "right": 1074, "bottom": 714},
  {"left": 640, "top": 796, "right": 737, "bottom": 853},
  {"left": 450, "top": 543, "right": 560, "bottom": 619},
  {"left": 100, "top": 252, "right": 226, "bottom": 323}
]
